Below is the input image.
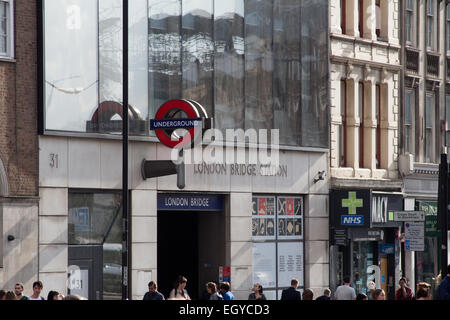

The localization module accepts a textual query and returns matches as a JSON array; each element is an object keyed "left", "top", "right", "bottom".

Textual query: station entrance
[{"left": 157, "top": 194, "right": 226, "bottom": 299}]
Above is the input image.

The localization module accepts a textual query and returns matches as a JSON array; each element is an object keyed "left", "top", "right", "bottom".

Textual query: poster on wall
[
  {"left": 277, "top": 197, "right": 303, "bottom": 240},
  {"left": 252, "top": 242, "right": 276, "bottom": 288},
  {"left": 71, "top": 207, "right": 90, "bottom": 233},
  {"left": 277, "top": 242, "right": 304, "bottom": 288},
  {"left": 252, "top": 196, "right": 276, "bottom": 240}
]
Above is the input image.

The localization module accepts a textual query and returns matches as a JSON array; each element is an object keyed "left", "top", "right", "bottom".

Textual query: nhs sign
[{"left": 341, "top": 215, "right": 364, "bottom": 226}]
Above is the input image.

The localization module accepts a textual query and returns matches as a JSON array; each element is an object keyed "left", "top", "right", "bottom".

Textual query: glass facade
[{"left": 42, "top": 0, "right": 329, "bottom": 148}]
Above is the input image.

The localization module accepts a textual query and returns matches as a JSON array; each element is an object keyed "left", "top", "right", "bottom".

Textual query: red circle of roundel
[{"left": 154, "top": 99, "right": 200, "bottom": 149}]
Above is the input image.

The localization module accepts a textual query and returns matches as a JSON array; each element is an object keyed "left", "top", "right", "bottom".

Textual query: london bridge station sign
[{"left": 193, "top": 162, "right": 288, "bottom": 177}]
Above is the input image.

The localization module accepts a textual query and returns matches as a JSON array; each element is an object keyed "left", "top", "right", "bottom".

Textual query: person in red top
[{"left": 395, "top": 278, "right": 414, "bottom": 300}]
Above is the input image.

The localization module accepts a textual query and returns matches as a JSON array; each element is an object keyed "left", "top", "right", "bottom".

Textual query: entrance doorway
[{"left": 157, "top": 211, "right": 226, "bottom": 300}]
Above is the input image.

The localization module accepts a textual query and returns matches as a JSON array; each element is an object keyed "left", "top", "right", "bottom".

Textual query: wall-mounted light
[{"left": 313, "top": 170, "right": 326, "bottom": 184}]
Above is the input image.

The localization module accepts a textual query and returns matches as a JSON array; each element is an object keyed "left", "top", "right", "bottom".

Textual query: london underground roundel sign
[{"left": 150, "top": 99, "right": 209, "bottom": 149}]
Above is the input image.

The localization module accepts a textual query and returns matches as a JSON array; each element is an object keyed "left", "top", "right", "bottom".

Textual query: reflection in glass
[
  {"left": 43, "top": 0, "right": 329, "bottom": 148},
  {"left": 244, "top": 0, "right": 273, "bottom": 132},
  {"left": 214, "top": 0, "right": 245, "bottom": 130},
  {"left": 99, "top": 0, "right": 122, "bottom": 104},
  {"left": 300, "top": 0, "right": 329, "bottom": 147},
  {"left": 44, "top": 0, "right": 98, "bottom": 131},
  {"left": 273, "top": 0, "right": 301, "bottom": 145},
  {"left": 148, "top": 0, "right": 182, "bottom": 119},
  {"left": 182, "top": 0, "right": 214, "bottom": 117},
  {"left": 129, "top": 0, "right": 149, "bottom": 129}
]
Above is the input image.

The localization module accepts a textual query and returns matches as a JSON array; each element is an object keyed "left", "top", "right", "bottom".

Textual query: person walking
[
  {"left": 333, "top": 276, "right": 356, "bottom": 300},
  {"left": 356, "top": 293, "right": 368, "bottom": 300},
  {"left": 14, "top": 283, "right": 28, "bottom": 300},
  {"left": 219, "top": 282, "right": 235, "bottom": 300},
  {"left": 372, "top": 289, "right": 386, "bottom": 300},
  {"left": 169, "top": 276, "right": 191, "bottom": 300},
  {"left": 438, "top": 264, "right": 450, "bottom": 300},
  {"left": 302, "top": 289, "right": 314, "bottom": 300},
  {"left": 28, "top": 281, "right": 45, "bottom": 300},
  {"left": 280, "top": 278, "right": 301, "bottom": 300},
  {"left": 394, "top": 277, "right": 413, "bottom": 300},
  {"left": 248, "top": 283, "right": 266, "bottom": 300},
  {"left": 5, "top": 291, "right": 17, "bottom": 300},
  {"left": 206, "top": 282, "right": 223, "bottom": 300},
  {"left": 316, "top": 288, "right": 331, "bottom": 301},
  {"left": 47, "top": 291, "right": 61, "bottom": 300},
  {"left": 416, "top": 287, "right": 431, "bottom": 300},
  {"left": 143, "top": 281, "right": 165, "bottom": 300}
]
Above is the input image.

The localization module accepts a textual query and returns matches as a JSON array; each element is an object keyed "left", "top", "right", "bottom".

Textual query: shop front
[{"left": 330, "top": 189, "right": 403, "bottom": 299}]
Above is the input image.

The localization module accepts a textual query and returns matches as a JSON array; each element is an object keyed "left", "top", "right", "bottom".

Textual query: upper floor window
[
  {"left": 375, "top": 0, "right": 381, "bottom": 39},
  {"left": 427, "top": 0, "right": 437, "bottom": 51},
  {"left": 406, "top": 0, "right": 417, "bottom": 46},
  {"left": 425, "top": 91, "right": 436, "bottom": 163},
  {"left": 0, "top": 0, "right": 13, "bottom": 58},
  {"left": 404, "top": 89, "right": 416, "bottom": 157},
  {"left": 447, "top": 4, "right": 450, "bottom": 53},
  {"left": 359, "top": 81, "right": 364, "bottom": 168},
  {"left": 375, "top": 84, "right": 381, "bottom": 169},
  {"left": 340, "top": 0, "right": 346, "bottom": 35},
  {"left": 446, "top": 94, "right": 450, "bottom": 152},
  {"left": 340, "top": 80, "right": 347, "bottom": 167}
]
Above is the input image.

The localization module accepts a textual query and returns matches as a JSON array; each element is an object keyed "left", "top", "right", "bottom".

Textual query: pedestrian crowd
[
  {"left": 2, "top": 264, "right": 449, "bottom": 301},
  {"left": 0, "top": 281, "right": 87, "bottom": 301}
]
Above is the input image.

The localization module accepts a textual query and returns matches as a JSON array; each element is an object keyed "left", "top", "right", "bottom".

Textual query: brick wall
[{"left": 0, "top": 0, "right": 38, "bottom": 196}]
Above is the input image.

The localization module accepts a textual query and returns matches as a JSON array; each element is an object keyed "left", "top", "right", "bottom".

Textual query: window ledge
[
  {"left": 0, "top": 56, "right": 16, "bottom": 63},
  {"left": 331, "top": 34, "right": 401, "bottom": 49}
]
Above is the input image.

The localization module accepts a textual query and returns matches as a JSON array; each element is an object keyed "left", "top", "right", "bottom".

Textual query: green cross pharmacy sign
[
  {"left": 342, "top": 192, "right": 363, "bottom": 215},
  {"left": 330, "top": 189, "right": 371, "bottom": 228}
]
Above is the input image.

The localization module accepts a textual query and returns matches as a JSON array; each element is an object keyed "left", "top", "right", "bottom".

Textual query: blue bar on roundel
[{"left": 150, "top": 118, "right": 203, "bottom": 130}]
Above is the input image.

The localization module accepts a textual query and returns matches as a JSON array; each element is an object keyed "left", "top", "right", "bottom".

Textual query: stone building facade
[
  {"left": 329, "top": 0, "right": 403, "bottom": 299},
  {"left": 0, "top": 0, "right": 39, "bottom": 294}
]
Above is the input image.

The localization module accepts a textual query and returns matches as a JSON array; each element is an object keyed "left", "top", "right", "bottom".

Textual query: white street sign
[
  {"left": 405, "top": 222, "right": 424, "bottom": 251},
  {"left": 393, "top": 211, "right": 425, "bottom": 222}
]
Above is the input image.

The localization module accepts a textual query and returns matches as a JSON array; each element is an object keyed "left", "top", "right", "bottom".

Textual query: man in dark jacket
[
  {"left": 280, "top": 278, "right": 301, "bottom": 300},
  {"left": 439, "top": 265, "right": 450, "bottom": 300},
  {"left": 143, "top": 281, "right": 165, "bottom": 300}
]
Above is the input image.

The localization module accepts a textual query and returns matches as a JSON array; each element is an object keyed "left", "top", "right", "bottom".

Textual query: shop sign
[
  {"left": 371, "top": 193, "right": 403, "bottom": 228},
  {"left": 331, "top": 228, "right": 348, "bottom": 246},
  {"left": 405, "top": 222, "right": 424, "bottom": 251},
  {"left": 330, "top": 190, "right": 371, "bottom": 228},
  {"left": 157, "top": 193, "right": 223, "bottom": 211},
  {"left": 417, "top": 201, "right": 439, "bottom": 237},
  {"left": 349, "top": 228, "right": 384, "bottom": 241},
  {"left": 425, "top": 215, "right": 439, "bottom": 237},
  {"left": 379, "top": 244, "right": 395, "bottom": 255}
]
